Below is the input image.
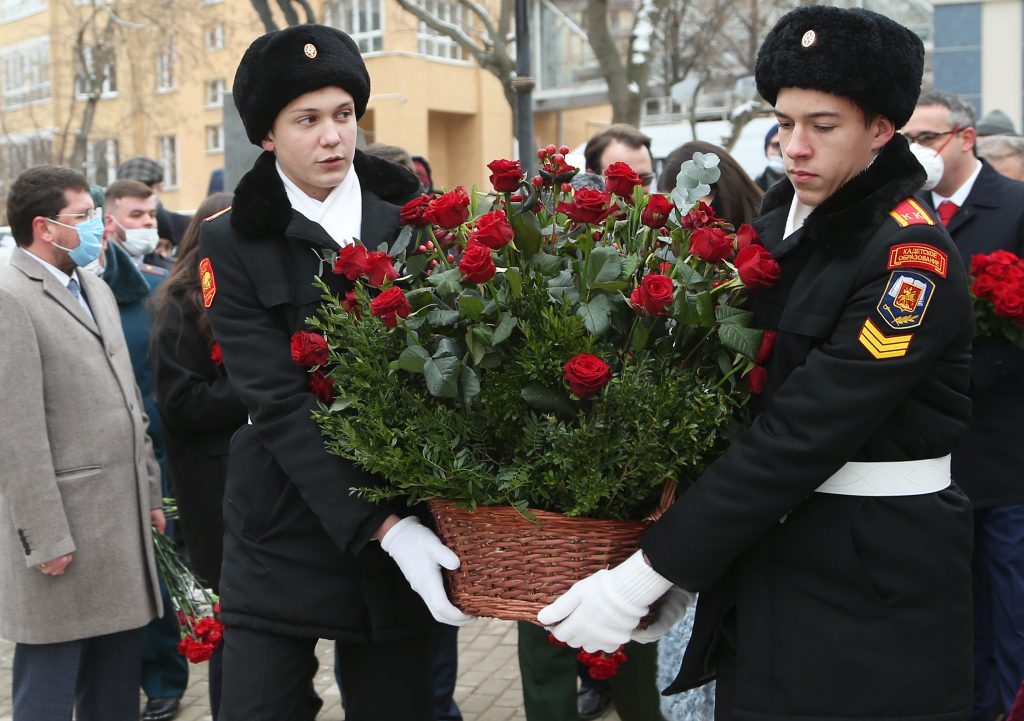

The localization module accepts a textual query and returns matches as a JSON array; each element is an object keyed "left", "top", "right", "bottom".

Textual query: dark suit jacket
[{"left": 922, "top": 160, "right": 1024, "bottom": 508}]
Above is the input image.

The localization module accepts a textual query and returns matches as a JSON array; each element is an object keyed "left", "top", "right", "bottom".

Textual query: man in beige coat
[{"left": 0, "top": 165, "right": 165, "bottom": 721}]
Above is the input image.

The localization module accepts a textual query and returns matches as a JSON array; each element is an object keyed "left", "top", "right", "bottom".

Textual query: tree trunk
[
  {"left": 249, "top": 0, "right": 278, "bottom": 32},
  {"left": 584, "top": 0, "right": 640, "bottom": 126}
]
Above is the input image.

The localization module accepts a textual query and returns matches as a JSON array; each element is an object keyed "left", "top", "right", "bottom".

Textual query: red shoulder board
[
  {"left": 200, "top": 258, "right": 217, "bottom": 308},
  {"left": 888, "top": 198, "right": 935, "bottom": 228},
  {"left": 887, "top": 243, "right": 949, "bottom": 278},
  {"left": 203, "top": 206, "right": 231, "bottom": 222}
]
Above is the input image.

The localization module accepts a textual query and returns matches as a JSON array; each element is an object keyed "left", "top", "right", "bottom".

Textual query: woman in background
[{"left": 150, "top": 192, "right": 247, "bottom": 720}]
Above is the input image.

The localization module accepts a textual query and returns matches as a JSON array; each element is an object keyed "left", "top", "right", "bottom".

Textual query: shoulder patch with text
[
  {"left": 877, "top": 270, "right": 935, "bottom": 330},
  {"left": 888, "top": 198, "right": 935, "bottom": 228},
  {"left": 859, "top": 318, "right": 913, "bottom": 359},
  {"left": 200, "top": 257, "right": 217, "bottom": 308},
  {"left": 203, "top": 206, "right": 231, "bottom": 222},
  {"left": 887, "top": 243, "right": 948, "bottom": 278}
]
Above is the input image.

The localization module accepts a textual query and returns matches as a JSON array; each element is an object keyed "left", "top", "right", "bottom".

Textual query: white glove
[
  {"left": 380, "top": 517, "right": 474, "bottom": 627},
  {"left": 629, "top": 586, "right": 695, "bottom": 643},
  {"left": 538, "top": 550, "right": 673, "bottom": 653}
]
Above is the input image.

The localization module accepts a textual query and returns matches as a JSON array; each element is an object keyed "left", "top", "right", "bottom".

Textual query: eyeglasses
[
  {"left": 51, "top": 207, "right": 102, "bottom": 224},
  {"left": 639, "top": 173, "right": 656, "bottom": 186},
  {"left": 902, "top": 127, "right": 963, "bottom": 148}
]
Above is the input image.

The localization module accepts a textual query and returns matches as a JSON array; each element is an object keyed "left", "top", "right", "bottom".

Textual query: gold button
[{"left": 304, "top": 43, "right": 317, "bottom": 59}]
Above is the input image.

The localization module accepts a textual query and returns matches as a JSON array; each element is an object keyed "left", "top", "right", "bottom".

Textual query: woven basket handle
[{"left": 644, "top": 479, "right": 677, "bottom": 523}]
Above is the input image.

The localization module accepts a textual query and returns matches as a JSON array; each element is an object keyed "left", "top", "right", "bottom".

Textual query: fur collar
[
  {"left": 101, "top": 242, "right": 151, "bottom": 303},
  {"left": 230, "top": 149, "right": 421, "bottom": 240},
  {"left": 760, "top": 134, "right": 925, "bottom": 256}
]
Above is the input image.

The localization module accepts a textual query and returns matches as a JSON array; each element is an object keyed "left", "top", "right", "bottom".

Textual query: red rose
[
  {"left": 557, "top": 188, "right": 616, "bottom": 225},
  {"left": 370, "top": 286, "right": 411, "bottom": 328},
  {"left": 736, "top": 244, "right": 781, "bottom": 291},
  {"left": 333, "top": 244, "right": 370, "bottom": 279},
  {"left": 365, "top": 251, "right": 398, "bottom": 286},
  {"left": 209, "top": 341, "right": 223, "bottom": 366},
  {"left": 747, "top": 364, "right": 768, "bottom": 394},
  {"left": 994, "top": 288, "right": 1024, "bottom": 319},
  {"left": 471, "top": 210, "right": 514, "bottom": 250},
  {"left": 563, "top": 353, "right": 611, "bottom": 398},
  {"left": 459, "top": 242, "right": 497, "bottom": 284},
  {"left": 487, "top": 159, "right": 525, "bottom": 193},
  {"left": 308, "top": 369, "right": 334, "bottom": 403},
  {"left": 400, "top": 195, "right": 433, "bottom": 226},
  {"left": 629, "top": 274, "right": 675, "bottom": 316},
  {"left": 680, "top": 201, "right": 717, "bottom": 230},
  {"left": 341, "top": 290, "right": 360, "bottom": 317},
  {"left": 641, "top": 194, "right": 674, "bottom": 228},
  {"left": 604, "top": 162, "right": 642, "bottom": 200},
  {"left": 290, "top": 330, "right": 328, "bottom": 366},
  {"left": 756, "top": 330, "right": 777, "bottom": 363},
  {"left": 689, "top": 227, "right": 733, "bottom": 263},
  {"left": 972, "top": 275, "right": 996, "bottom": 299},
  {"left": 425, "top": 187, "right": 471, "bottom": 229},
  {"left": 735, "top": 223, "right": 760, "bottom": 251}
]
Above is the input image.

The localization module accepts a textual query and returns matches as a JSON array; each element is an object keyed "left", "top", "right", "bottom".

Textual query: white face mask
[
  {"left": 115, "top": 217, "right": 160, "bottom": 257},
  {"left": 767, "top": 154, "right": 785, "bottom": 172},
  {"left": 81, "top": 255, "right": 105, "bottom": 276},
  {"left": 908, "top": 142, "right": 945, "bottom": 191}
]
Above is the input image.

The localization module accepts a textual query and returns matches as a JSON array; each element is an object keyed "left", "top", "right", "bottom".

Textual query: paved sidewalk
[{"left": 0, "top": 618, "right": 623, "bottom": 721}]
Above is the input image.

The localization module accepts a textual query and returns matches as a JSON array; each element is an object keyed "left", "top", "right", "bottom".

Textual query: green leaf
[
  {"left": 428, "top": 268, "right": 463, "bottom": 296},
  {"left": 458, "top": 292, "right": 485, "bottom": 321},
  {"left": 718, "top": 323, "right": 764, "bottom": 359},
  {"left": 532, "top": 252, "right": 564, "bottom": 275},
  {"left": 492, "top": 314, "right": 518, "bottom": 345},
  {"left": 576, "top": 294, "right": 613, "bottom": 336},
  {"left": 329, "top": 396, "right": 352, "bottom": 411},
  {"left": 392, "top": 345, "right": 430, "bottom": 373},
  {"left": 715, "top": 304, "right": 754, "bottom": 326},
  {"left": 433, "top": 338, "right": 460, "bottom": 358},
  {"left": 510, "top": 209, "right": 543, "bottom": 257},
  {"left": 696, "top": 292, "right": 715, "bottom": 326},
  {"left": 586, "top": 246, "right": 623, "bottom": 288},
  {"left": 621, "top": 254, "right": 641, "bottom": 279},
  {"left": 674, "top": 261, "right": 706, "bottom": 288},
  {"left": 504, "top": 267, "right": 523, "bottom": 299},
  {"left": 520, "top": 382, "right": 577, "bottom": 418},
  {"left": 630, "top": 321, "right": 650, "bottom": 352},
  {"left": 404, "top": 253, "right": 429, "bottom": 278},
  {"left": 589, "top": 280, "right": 628, "bottom": 292},
  {"left": 404, "top": 286, "right": 434, "bottom": 308},
  {"left": 427, "top": 309, "right": 460, "bottom": 327},
  {"left": 390, "top": 225, "right": 414, "bottom": 258},
  {"left": 465, "top": 326, "right": 487, "bottom": 365},
  {"left": 423, "top": 356, "right": 460, "bottom": 398},
  {"left": 460, "top": 364, "right": 481, "bottom": 405}
]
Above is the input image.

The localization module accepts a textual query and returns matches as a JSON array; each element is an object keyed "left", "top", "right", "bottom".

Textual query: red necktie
[{"left": 938, "top": 200, "right": 959, "bottom": 227}]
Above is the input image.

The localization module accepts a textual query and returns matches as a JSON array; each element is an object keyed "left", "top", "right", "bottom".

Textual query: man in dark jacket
[
  {"left": 904, "top": 90, "right": 1024, "bottom": 721},
  {"left": 198, "top": 24, "right": 471, "bottom": 721},
  {"left": 541, "top": 8, "right": 975, "bottom": 721}
]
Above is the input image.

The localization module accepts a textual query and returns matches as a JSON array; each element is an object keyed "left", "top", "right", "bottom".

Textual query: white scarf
[{"left": 276, "top": 161, "right": 362, "bottom": 248}]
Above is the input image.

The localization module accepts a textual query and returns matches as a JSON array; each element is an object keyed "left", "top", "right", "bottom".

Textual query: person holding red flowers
[
  {"left": 542, "top": 8, "right": 976, "bottom": 721},
  {"left": 197, "top": 24, "right": 470, "bottom": 721}
]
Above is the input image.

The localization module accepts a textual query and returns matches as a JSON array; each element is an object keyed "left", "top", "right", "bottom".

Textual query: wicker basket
[{"left": 427, "top": 482, "right": 675, "bottom": 623}]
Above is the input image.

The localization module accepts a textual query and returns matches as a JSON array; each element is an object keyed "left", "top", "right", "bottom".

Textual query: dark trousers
[
  {"left": 972, "top": 504, "right": 1024, "bottom": 721},
  {"left": 219, "top": 625, "right": 435, "bottom": 721},
  {"left": 12, "top": 627, "right": 143, "bottom": 721},
  {"left": 141, "top": 570, "right": 189, "bottom": 699},
  {"left": 516, "top": 621, "right": 665, "bottom": 721}
]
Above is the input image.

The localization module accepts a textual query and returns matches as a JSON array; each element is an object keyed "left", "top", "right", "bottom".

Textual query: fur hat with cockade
[
  {"left": 755, "top": 6, "right": 924, "bottom": 128},
  {"left": 233, "top": 24, "right": 370, "bottom": 145}
]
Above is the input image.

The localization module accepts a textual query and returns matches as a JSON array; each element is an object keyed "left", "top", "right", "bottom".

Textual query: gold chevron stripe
[
  {"left": 859, "top": 318, "right": 912, "bottom": 359},
  {"left": 862, "top": 318, "right": 912, "bottom": 345}
]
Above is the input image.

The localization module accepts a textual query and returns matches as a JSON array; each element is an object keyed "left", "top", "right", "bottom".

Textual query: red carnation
[
  {"left": 680, "top": 201, "right": 716, "bottom": 230},
  {"left": 341, "top": 290, "right": 360, "bottom": 317},
  {"left": 308, "top": 369, "right": 334, "bottom": 403},
  {"left": 563, "top": 353, "right": 611, "bottom": 399},
  {"left": 641, "top": 194, "right": 674, "bottom": 228},
  {"left": 471, "top": 210, "right": 514, "bottom": 250},
  {"left": 487, "top": 159, "right": 525, "bottom": 193},
  {"left": 209, "top": 341, "right": 223, "bottom": 366},
  {"left": 736, "top": 244, "right": 781, "bottom": 291},
  {"left": 333, "top": 244, "right": 370, "bottom": 279},
  {"left": 425, "top": 187, "right": 471, "bottom": 229},
  {"left": 629, "top": 274, "right": 675, "bottom": 316},
  {"left": 603, "top": 162, "right": 642, "bottom": 201},
  {"left": 370, "top": 286, "right": 411, "bottom": 328},
  {"left": 365, "top": 251, "right": 398, "bottom": 287},
  {"left": 459, "top": 242, "right": 497, "bottom": 284},
  {"left": 400, "top": 195, "right": 433, "bottom": 226},
  {"left": 689, "top": 227, "right": 733, "bottom": 263},
  {"left": 290, "top": 330, "right": 328, "bottom": 366}
]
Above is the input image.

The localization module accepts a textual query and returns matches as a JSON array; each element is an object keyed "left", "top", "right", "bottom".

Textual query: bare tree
[{"left": 249, "top": 0, "right": 319, "bottom": 33}]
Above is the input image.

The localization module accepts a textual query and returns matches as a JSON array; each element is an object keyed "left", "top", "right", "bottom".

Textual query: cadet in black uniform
[
  {"left": 198, "top": 25, "right": 471, "bottom": 721},
  {"left": 540, "top": 8, "right": 975, "bottom": 721}
]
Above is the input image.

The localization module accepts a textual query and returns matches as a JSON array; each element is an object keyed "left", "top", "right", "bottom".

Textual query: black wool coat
[
  {"left": 198, "top": 150, "right": 435, "bottom": 641},
  {"left": 920, "top": 161, "right": 1024, "bottom": 509},
  {"left": 643, "top": 136, "right": 975, "bottom": 721},
  {"left": 151, "top": 291, "right": 248, "bottom": 591}
]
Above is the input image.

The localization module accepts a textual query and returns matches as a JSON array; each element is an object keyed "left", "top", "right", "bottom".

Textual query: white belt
[{"left": 814, "top": 455, "right": 951, "bottom": 496}]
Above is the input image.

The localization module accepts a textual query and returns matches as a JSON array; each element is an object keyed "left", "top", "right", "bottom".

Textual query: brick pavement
[{"left": 0, "top": 618, "right": 623, "bottom": 721}]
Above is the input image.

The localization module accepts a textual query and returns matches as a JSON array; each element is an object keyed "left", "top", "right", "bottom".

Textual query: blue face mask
[{"left": 48, "top": 215, "right": 105, "bottom": 267}]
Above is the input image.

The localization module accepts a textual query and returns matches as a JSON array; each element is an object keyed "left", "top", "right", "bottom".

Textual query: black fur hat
[
  {"left": 233, "top": 24, "right": 370, "bottom": 145},
  {"left": 755, "top": 6, "right": 924, "bottom": 128}
]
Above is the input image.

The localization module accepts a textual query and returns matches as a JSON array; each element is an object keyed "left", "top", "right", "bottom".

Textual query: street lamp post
[{"left": 513, "top": 0, "right": 535, "bottom": 176}]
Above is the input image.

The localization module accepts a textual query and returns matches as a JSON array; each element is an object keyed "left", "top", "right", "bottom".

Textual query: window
[
  {"left": 84, "top": 138, "right": 118, "bottom": 187},
  {"left": 0, "top": 0, "right": 45, "bottom": 23},
  {"left": 204, "top": 23, "right": 224, "bottom": 51},
  {"left": 74, "top": 45, "right": 117, "bottom": 99},
  {"left": 1, "top": 38, "right": 50, "bottom": 108},
  {"left": 0, "top": 132, "right": 52, "bottom": 193},
  {"left": 204, "top": 78, "right": 225, "bottom": 107},
  {"left": 325, "top": 0, "right": 383, "bottom": 54},
  {"left": 205, "top": 124, "right": 223, "bottom": 153},
  {"left": 417, "top": 0, "right": 468, "bottom": 60},
  {"left": 155, "top": 42, "right": 175, "bottom": 92},
  {"left": 159, "top": 135, "right": 178, "bottom": 188}
]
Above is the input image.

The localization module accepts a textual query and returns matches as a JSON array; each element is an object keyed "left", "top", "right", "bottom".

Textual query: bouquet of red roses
[
  {"left": 970, "top": 250, "right": 1024, "bottom": 348},
  {"left": 300, "top": 145, "right": 779, "bottom": 521}
]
